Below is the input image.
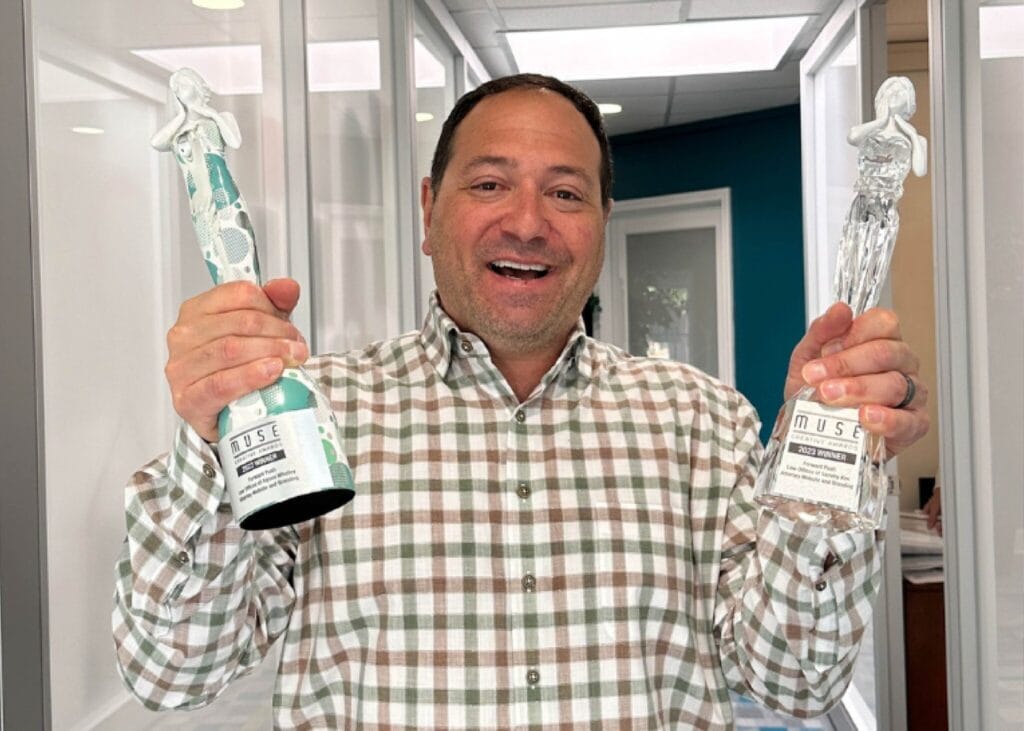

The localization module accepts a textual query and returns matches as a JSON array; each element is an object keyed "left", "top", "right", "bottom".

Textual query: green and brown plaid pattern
[{"left": 113, "top": 297, "right": 882, "bottom": 729}]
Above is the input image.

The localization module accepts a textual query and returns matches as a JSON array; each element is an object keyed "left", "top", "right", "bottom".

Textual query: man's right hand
[{"left": 164, "top": 278, "right": 309, "bottom": 442}]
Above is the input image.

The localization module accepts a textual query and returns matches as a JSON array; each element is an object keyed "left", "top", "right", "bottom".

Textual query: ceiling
[
  {"left": 440, "top": 0, "right": 845, "bottom": 136},
  {"left": 33, "top": 0, "right": 852, "bottom": 138}
]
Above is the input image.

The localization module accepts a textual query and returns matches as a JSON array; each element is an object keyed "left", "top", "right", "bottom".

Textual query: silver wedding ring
[{"left": 895, "top": 372, "right": 916, "bottom": 409}]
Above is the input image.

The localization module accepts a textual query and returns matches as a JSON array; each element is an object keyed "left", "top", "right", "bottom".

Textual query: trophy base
[
  {"left": 753, "top": 389, "right": 890, "bottom": 534},
  {"left": 240, "top": 487, "right": 355, "bottom": 530}
]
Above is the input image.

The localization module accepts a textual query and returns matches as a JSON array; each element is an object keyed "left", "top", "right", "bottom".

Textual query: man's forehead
[{"left": 449, "top": 88, "right": 600, "bottom": 165}]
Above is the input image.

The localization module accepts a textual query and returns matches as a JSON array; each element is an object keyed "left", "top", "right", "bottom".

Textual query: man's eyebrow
[
  {"left": 461, "top": 157, "right": 595, "bottom": 188},
  {"left": 548, "top": 164, "right": 595, "bottom": 188}
]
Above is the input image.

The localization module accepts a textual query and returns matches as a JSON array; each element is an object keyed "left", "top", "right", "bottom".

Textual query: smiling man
[{"left": 113, "top": 74, "right": 929, "bottom": 729}]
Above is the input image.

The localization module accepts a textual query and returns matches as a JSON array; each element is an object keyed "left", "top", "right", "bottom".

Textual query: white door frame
[{"left": 598, "top": 188, "right": 734, "bottom": 385}]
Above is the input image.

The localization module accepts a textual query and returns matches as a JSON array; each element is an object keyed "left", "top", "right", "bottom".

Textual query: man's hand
[
  {"left": 164, "top": 278, "right": 309, "bottom": 442},
  {"left": 784, "top": 302, "right": 929, "bottom": 457},
  {"left": 923, "top": 486, "right": 942, "bottom": 535}
]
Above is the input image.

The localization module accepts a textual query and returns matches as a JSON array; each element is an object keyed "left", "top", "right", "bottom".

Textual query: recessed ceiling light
[
  {"left": 506, "top": 17, "right": 810, "bottom": 80},
  {"left": 598, "top": 103, "right": 622, "bottom": 115},
  {"left": 71, "top": 126, "right": 104, "bottom": 135},
  {"left": 415, "top": 112, "right": 435, "bottom": 122},
  {"left": 980, "top": 5, "right": 1024, "bottom": 59},
  {"left": 192, "top": 0, "right": 245, "bottom": 9}
]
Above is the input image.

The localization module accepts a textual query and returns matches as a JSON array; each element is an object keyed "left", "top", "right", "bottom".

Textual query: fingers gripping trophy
[
  {"left": 753, "top": 77, "right": 927, "bottom": 532},
  {"left": 152, "top": 68, "right": 355, "bottom": 529}
]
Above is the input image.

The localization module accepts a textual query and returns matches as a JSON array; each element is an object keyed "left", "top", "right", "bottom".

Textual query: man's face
[{"left": 421, "top": 89, "right": 610, "bottom": 356}]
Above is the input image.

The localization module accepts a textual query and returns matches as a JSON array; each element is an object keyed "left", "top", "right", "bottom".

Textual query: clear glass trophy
[
  {"left": 753, "top": 77, "right": 927, "bottom": 532},
  {"left": 152, "top": 69, "right": 355, "bottom": 529}
]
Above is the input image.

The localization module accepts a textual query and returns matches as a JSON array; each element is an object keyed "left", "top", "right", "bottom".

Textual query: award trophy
[
  {"left": 753, "top": 77, "right": 927, "bottom": 532},
  {"left": 152, "top": 68, "right": 355, "bottom": 529}
]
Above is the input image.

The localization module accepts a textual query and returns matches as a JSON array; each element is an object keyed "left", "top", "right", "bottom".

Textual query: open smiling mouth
[{"left": 488, "top": 260, "right": 551, "bottom": 281}]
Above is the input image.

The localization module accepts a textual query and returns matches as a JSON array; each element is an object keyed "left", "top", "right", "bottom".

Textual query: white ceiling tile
[
  {"left": 669, "top": 86, "right": 799, "bottom": 124},
  {"left": 596, "top": 94, "right": 668, "bottom": 117},
  {"left": 494, "top": 0, "right": 665, "bottom": 8},
  {"left": 444, "top": 0, "right": 492, "bottom": 11},
  {"left": 671, "top": 62, "right": 799, "bottom": 93},
  {"left": 572, "top": 77, "right": 673, "bottom": 97},
  {"left": 603, "top": 113, "right": 668, "bottom": 137},
  {"left": 501, "top": 2, "right": 683, "bottom": 30},
  {"left": 686, "top": 0, "right": 837, "bottom": 20},
  {"left": 451, "top": 10, "right": 504, "bottom": 48}
]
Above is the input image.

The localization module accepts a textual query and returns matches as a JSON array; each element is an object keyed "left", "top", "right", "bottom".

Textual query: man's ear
[
  {"left": 420, "top": 177, "right": 434, "bottom": 255},
  {"left": 603, "top": 198, "right": 614, "bottom": 226}
]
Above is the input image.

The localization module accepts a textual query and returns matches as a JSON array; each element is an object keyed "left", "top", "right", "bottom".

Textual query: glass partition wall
[
  {"left": 931, "top": 1, "right": 1024, "bottom": 728},
  {"left": 24, "top": 1, "right": 481, "bottom": 727}
]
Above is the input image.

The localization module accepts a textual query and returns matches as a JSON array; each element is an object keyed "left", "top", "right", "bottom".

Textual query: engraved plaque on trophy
[
  {"left": 753, "top": 77, "right": 927, "bottom": 532},
  {"left": 152, "top": 68, "right": 355, "bottom": 529}
]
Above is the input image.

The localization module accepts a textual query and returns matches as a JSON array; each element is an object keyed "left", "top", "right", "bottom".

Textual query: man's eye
[
  {"left": 473, "top": 182, "right": 499, "bottom": 191},
  {"left": 554, "top": 190, "right": 582, "bottom": 201}
]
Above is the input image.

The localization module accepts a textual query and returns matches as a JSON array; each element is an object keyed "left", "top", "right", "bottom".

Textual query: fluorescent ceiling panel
[
  {"left": 506, "top": 16, "right": 811, "bottom": 80},
  {"left": 134, "top": 39, "right": 444, "bottom": 96},
  {"left": 980, "top": 5, "right": 1024, "bottom": 59}
]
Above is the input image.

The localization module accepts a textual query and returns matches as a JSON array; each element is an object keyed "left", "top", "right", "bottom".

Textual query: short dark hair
[{"left": 429, "top": 73, "right": 613, "bottom": 207}]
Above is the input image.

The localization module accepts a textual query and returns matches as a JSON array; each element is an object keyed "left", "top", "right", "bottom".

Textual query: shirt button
[
  {"left": 174, "top": 551, "right": 190, "bottom": 566},
  {"left": 514, "top": 410, "right": 526, "bottom": 424},
  {"left": 459, "top": 338, "right": 473, "bottom": 353},
  {"left": 516, "top": 482, "right": 531, "bottom": 499},
  {"left": 526, "top": 668, "right": 540, "bottom": 687},
  {"left": 202, "top": 464, "right": 216, "bottom": 479},
  {"left": 522, "top": 574, "right": 536, "bottom": 592},
  {"left": 815, "top": 578, "right": 828, "bottom": 591}
]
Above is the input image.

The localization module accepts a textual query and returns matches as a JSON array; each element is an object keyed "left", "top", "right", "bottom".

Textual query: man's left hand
[{"left": 784, "top": 302, "right": 929, "bottom": 457}]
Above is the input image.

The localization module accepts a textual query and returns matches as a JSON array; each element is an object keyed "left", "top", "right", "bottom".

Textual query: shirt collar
[{"left": 419, "top": 292, "right": 590, "bottom": 384}]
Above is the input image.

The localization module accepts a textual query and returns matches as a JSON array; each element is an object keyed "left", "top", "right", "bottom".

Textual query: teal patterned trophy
[
  {"left": 753, "top": 76, "right": 927, "bottom": 533},
  {"left": 152, "top": 68, "right": 355, "bottom": 529}
]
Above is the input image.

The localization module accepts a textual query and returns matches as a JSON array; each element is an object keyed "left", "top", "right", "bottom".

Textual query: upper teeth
[{"left": 492, "top": 260, "right": 548, "bottom": 271}]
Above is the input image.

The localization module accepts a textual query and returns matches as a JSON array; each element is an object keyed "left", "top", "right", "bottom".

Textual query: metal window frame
[
  {"left": 928, "top": 1, "right": 991, "bottom": 728},
  {"left": 0, "top": 0, "right": 50, "bottom": 728}
]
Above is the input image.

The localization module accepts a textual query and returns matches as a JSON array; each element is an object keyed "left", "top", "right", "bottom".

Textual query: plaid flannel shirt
[{"left": 113, "top": 296, "right": 882, "bottom": 729}]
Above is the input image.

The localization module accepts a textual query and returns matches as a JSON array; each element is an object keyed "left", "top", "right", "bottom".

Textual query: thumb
[{"left": 263, "top": 278, "right": 301, "bottom": 318}]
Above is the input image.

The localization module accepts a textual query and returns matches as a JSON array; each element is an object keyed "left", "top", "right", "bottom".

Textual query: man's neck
[{"left": 490, "top": 343, "right": 563, "bottom": 403}]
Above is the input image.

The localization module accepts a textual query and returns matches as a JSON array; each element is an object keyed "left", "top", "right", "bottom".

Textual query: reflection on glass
[
  {"left": 978, "top": 2, "right": 1024, "bottom": 724},
  {"left": 414, "top": 11, "right": 457, "bottom": 303},
  {"left": 625, "top": 228, "right": 718, "bottom": 375},
  {"left": 30, "top": 0, "right": 283, "bottom": 727},
  {"left": 305, "top": 2, "right": 390, "bottom": 353},
  {"left": 818, "top": 33, "right": 860, "bottom": 298}
]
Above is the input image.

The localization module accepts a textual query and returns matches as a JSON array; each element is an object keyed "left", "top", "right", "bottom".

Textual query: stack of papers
[{"left": 900, "top": 510, "right": 944, "bottom": 584}]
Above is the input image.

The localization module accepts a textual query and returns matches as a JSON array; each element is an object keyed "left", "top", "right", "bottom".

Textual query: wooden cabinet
[{"left": 902, "top": 578, "right": 948, "bottom": 730}]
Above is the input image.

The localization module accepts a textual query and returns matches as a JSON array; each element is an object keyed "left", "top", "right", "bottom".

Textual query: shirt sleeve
[
  {"left": 713, "top": 400, "right": 884, "bottom": 718},
  {"left": 111, "top": 422, "right": 298, "bottom": 711}
]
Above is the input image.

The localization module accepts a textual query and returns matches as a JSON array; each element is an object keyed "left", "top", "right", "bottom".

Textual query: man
[{"left": 113, "top": 74, "right": 928, "bottom": 729}]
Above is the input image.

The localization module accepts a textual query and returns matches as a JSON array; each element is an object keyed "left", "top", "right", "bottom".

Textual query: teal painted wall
[{"left": 609, "top": 104, "right": 804, "bottom": 442}]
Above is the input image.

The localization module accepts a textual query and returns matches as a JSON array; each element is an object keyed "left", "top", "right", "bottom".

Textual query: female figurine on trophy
[
  {"left": 152, "top": 68, "right": 354, "bottom": 529},
  {"left": 836, "top": 76, "right": 928, "bottom": 315},
  {"left": 754, "top": 76, "right": 927, "bottom": 532}
]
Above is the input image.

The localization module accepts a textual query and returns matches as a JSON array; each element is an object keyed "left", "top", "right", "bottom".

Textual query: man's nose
[{"left": 500, "top": 186, "right": 550, "bottom": 244}]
